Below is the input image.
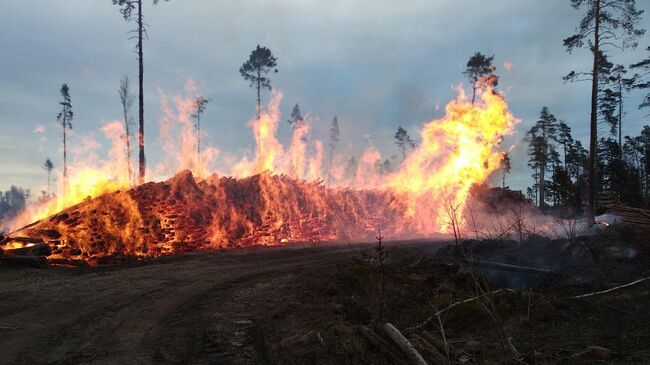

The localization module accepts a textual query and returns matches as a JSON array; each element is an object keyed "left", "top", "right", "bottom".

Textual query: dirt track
[{"left": 0, "top": 241, "right": 440, "bottom": 365}]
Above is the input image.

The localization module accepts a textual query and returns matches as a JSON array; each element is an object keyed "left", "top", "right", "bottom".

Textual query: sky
[{"left": 0, "top": 0, "right": 649, "bottom": 195}]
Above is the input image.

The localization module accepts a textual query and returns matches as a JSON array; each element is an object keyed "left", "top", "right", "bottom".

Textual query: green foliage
[
  {"left": 0, "top": 186, "right": 30, "bottom": 223},
  {"left": 329, "top": 116, "right": 340, "bottom": 150},
  {"left": 394, "top": 126, "right": 415, "bottom": 161},
  {"left": 463, "top": 52, "right": 499, "bottom": 103},
  {"left": 112, "top": 0, "right": 169, "bottom": 21},
  {"left": 57, "top": 83, "right": 73, "bottom": 129},
  {"left": 239, "top": 45, "right": 278, "bottom": 91},
  {"left": 631, "top": 46, "right": 650, "bottom": 110},
  {"left": 287, "top": 103, "right": 303, "bottom": 129}
]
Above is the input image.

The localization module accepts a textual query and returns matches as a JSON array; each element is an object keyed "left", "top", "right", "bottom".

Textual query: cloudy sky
[{"left": 0, "top": 0, "right": 649, "bottom": 195}]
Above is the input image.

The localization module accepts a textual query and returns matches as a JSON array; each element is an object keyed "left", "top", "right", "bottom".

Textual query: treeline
[
  {"left": 525, "top": 0, "right": 650, "bottom": 218},
  {"left": 0, "top": 186, "right": 29, "bottom": 226},
  {"left": 526, "top": 109, "right": 650, "bottom": 215}
]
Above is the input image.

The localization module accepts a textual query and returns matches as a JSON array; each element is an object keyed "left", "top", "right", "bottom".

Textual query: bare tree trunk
[
  {"left": 122, "top": 94, "right": 132, "bottom": 187},
  {"left": 618, "top": 75, "right": 623, "bottom": 155},
  {"left": 63, "top": 124, "right": 67, "bottom": 198},
  {"left": 471, "top": 77, "right": 477, "bottom": 105},
  {"left": 256, "top": 71, "right": 261, "bottom": 169},
  {"left": 539, "top": 156, "right": 546, "bottom": 208},
  {"left": 137, "top": 0, "right": 146, "bottom": 185},
  {"left": 327, "top": 145, "right": 334, "bottom": 187},
  {"left": 196, "top": 112, "right": 201, "bottom": 165},
  {"left": 587, "top": 0, "right": 601, "bottom": 225}
]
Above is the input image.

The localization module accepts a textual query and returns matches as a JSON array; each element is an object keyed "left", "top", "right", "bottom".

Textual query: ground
[{"left": 0, "top": 238, "right": 649, "bottom": 364}]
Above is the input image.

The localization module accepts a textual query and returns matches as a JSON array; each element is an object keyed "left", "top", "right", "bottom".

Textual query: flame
[
  {"left": 156, "top": 79, "right": 219, "bottom": 179},
  {"left": 8, "top": 81, "right": 519, "bottom": 261},
  {"left": 385, "top": 87, "right": 518, "bottom": 233}
]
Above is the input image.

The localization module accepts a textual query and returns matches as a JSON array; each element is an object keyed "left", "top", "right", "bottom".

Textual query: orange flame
[
  {"left": 11, "top": 82, "right": 517, "bottom": 243},
  {"left": 385, "top": 87, "right": 519, "bottom": 233}
]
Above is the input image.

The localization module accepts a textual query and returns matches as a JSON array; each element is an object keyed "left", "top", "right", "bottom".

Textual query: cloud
[{"left": 33, "top": 125, "right": 45, "bottom": 133}]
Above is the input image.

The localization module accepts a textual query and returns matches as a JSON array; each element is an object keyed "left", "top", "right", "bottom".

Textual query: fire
[
  {"left": 385, "top": 87, "right": 518, "bottom": 233},
  {"left": 5, "top": 82, "right": 518, "bottom": 263}
]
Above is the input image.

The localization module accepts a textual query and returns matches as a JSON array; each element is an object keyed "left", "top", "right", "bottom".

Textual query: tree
[
  {"left": 43, "top": 158, "right": 54, "bottom": 196},
  {"left": 608, "top": 65, "right": 636, "bottom": 149},
  {"left": 239, "top": 45, "right": 278, "bottom": 163},
  {"left": 557, "top": 121, "right": 574, "bottom": 168},
  {"left": 119, "top": 76, "right": 134, "bottom": 186},
  {"left": 379, "top": 159, "right": 392, "bottom": 176},
  {"left": 344, "top": 156, "right": 358, "bottom": 180},
  {"left": 563, "top": 0, "right": 645, "bottom": 223},
  {"left": 112, "top": 0, "right": 170, "bottom": 185},
  {"left": 57, "top": 83, "right": 73, "bottom": 197},
  {"left": 394, "top": 126, "right": 415, "bottom": 161},
  {"left": 462, "top": 52, "right": 498, "bottom": 104},
  {"left": 631, "top": 46, "right": 650, "bottom": 112},
  {"left": 191, "top": 96, "right": 209, "bottom": 164},
  {"left": 500, "top": 152, "right": 511, "bottom": 188},
  {"left": 526, "top": 107, "right": 558, "bottom": 208},
  {"left": 0, "top": 186, "right": 29, "bottom": 222},
  {"left": 327, "top": 116, "right": 340, "bottom": 187},
  {"left": 287, "top": 104, "right": 304, "bottom": 129}
]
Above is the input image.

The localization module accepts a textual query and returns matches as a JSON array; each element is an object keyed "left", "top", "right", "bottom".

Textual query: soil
[{"left": 1, "top": 236, "right": 649, "bottom": 365}]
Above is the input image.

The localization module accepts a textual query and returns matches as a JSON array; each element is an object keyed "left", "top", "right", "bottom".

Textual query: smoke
[
  {"left": 15, "top": 81, "right": 524, "bottom": 240},
  {"left": 156, "top": 79, "right": 220, "bottom": 179}
]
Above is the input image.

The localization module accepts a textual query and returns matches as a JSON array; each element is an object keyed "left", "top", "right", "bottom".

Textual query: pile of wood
[
  {"left": 606, "top": 205, "right": 650, "bottom": 231},
  {"left": 4, "top": 170, "right": 411, "bottom": 265},
  {"left": 599, "top": 191, "right": 650, "bottom": 232}
]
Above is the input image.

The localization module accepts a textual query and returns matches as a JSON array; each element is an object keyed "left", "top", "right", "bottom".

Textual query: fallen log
[
  {"left": 572, "top": 277, "right": 650, "bottom": 299},
  {"left": 465, "top": 259, "right": 557, "bottom": 275},
  {"left": 382, "top": 323, "right": 428, "bottom": 365},
  {"left": 420, "top": 331, "right": 462, "bottom": 360},
  {"left": 409, "top": 334, "right": 447, "bottom": 364},
  {"left": 358, "top": 326, "right": 404, "bottom": 364},
  {"left": 0, "top": 255, "right": 47, "bottom": 268}
]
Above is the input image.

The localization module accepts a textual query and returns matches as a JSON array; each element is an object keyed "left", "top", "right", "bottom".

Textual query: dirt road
[{"left": 0, "top": 241, "right": 441, "bottom": 364}]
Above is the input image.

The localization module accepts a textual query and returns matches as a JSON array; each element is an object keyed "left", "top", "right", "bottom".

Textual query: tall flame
[
  {"left": 8, "top": 82, "right": 517, "bottom": 240},
  {"left": 385, "top": 87, "right": 518, "bottom": 233}
]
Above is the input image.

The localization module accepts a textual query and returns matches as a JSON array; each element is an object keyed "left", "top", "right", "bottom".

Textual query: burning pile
[
  {"left": 3, "top": 171, "right": 410, "bottom": 264},
  {"left": 1, "top": 85, "right": 519, "bottom": 264}
]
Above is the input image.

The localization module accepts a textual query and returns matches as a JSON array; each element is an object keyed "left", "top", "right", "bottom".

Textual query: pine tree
[
  {"left": 563, "top": 0, "right": 645, "bottom": 223},
  {"left": 327, "top": 116, "right": 340, "bottom": 187},
  {"left": 57, "top": 84, "right": 73, "bottom": 197},
  {"left": 462, "top": 52, "right": 499, "bottom": 104},
  {"left": 287, "top": 104, "right": 304, "bottom": 129},
  {"left": 119, "top": 76, "right": 134, "bottom": 186},
  {"left": 43, "top": 158, "right": 54, "bottom": 196},
  {"left": 112, "top": 0, "right": 170, "bottom": 184},
  {"left": 191, "top": 96, "right": 209, "bottom": 164},
  {"left": 394, "top": 126, "right": 415, "bottom": 161},
  {"left": 240, "top": 45, "right": 278, "bottom": 165},
  {"left": 526, "top": 107, "right": 559, "bottom": 208}
]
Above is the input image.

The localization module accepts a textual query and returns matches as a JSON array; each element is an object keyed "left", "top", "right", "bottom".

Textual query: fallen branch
[
  {"left": 420, "top": 331, "right": 465, "bottom": 360},
  {"left": 409, "top": 334, "right": 447, "bottom": 364},
  {"left": 572, "top": 277, "right": 650, "bottom": 299},
  {"left": 406, "top": 288, "right": 515, "bottom": 333},
  {"left": 465, "top": 259, "right": 556, "bottom": 275},
  {"left": 382, "top": 323, "right": 428, "bottom": 365}
]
